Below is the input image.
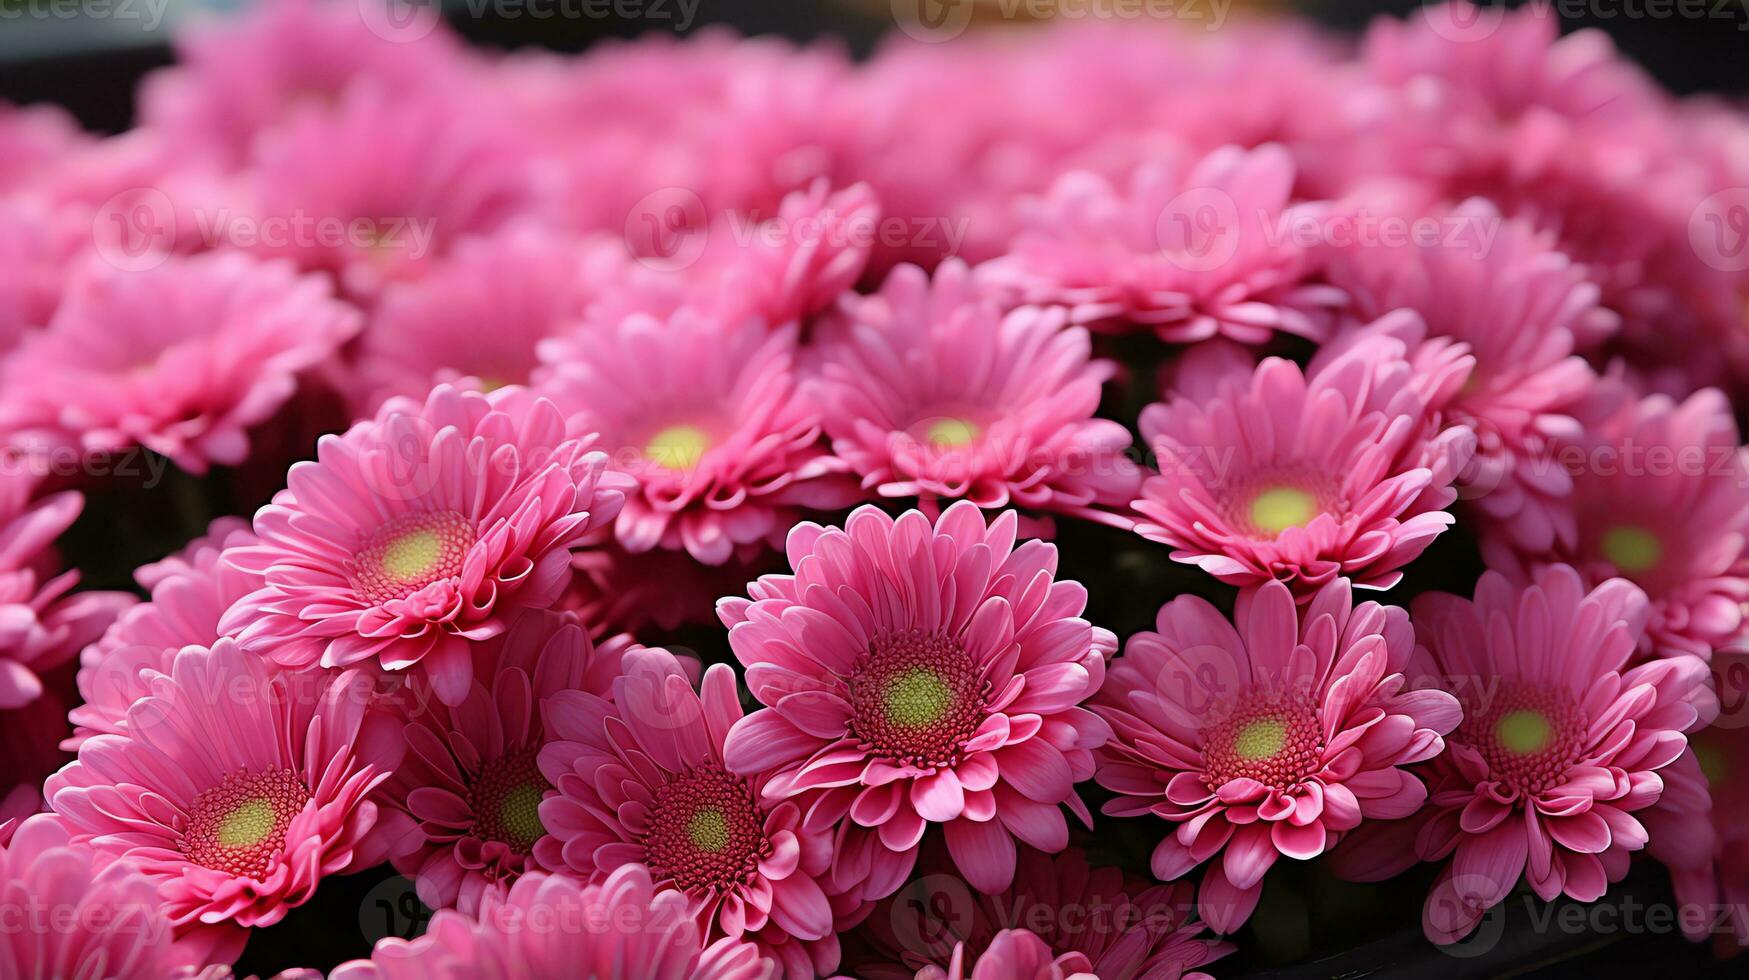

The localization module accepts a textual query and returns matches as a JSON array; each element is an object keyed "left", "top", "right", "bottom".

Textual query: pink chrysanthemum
[
  {"left": 720, "top": 503, "right": 1114, "bottom": 899},
  {"left": 138, "top": 0, "right": 470, "bottom": 165},
  {"left": 0, "top": 252, "right": 360, "bottom": 474},
  {"left": 219, "top": 384, "right": 628, "bottom": 705},
  {"left": 1346, "top": 566, "right": 1707, "bottom": 943},
  {"left": 915, "top": 930, "right": 1095, "bottom": 980},
  {"left": 241, "top": 83, "right": 540, "bottom": 293},
  {"left": 0, "top": 477, "right": 134, "bottom": 710},
  {"left": 1321, "top": 198, "right": 1603, "bottom": 553},
  {"left": 808, "top": 260, "right": 1140, "bottom": 525},
  {"left": 538, "top": 647, "right": 839, "bottom": 977},
  {"left": 857, "top": 845, "right": 1230, "bottom": 980},
  {"left": 0, "top": 814, "right": 206, "bottom": 978},
  {"left": 563, "top": 543, "right": 778, "bottom": 640},
  {"left": 980, "top": 144, "right": 1343, "bottom": 343},
  {"left": 1483, "top": 388, "right": 1749, "bottom": 660},
  {"left": 1133, "top": 323, "right": 1475, "bottom": 594},
  {"left": 611, "top": 180, "right": 879, "bottom": 332},
  {"left": 537, "top": 314, "right": 856, "bottom": 565},
  {"left": 352, "top": 227, "right": 626, "bottom": 413},
  {"left": 330, "top": 864, "right": 769, "bottom": 980},
  {"left": 44, "top": 641, "right": 395, "bottom": 960},
  {"left": 1646, "top": 672, "right": 1749, "bottom": 951},
  {"left": 366, "top": 612, "right": 623, "bottom": 914},
  {"left": 1092, "top": 579, "right": 1459, "bottom": 933},
  {"left": 69, "top": 517, "right": 259, "bottom": 748}
]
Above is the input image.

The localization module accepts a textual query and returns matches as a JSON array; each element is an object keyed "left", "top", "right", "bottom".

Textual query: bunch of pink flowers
[{"left": 2, "top": 1, "right": 1748, "bottom": 976}]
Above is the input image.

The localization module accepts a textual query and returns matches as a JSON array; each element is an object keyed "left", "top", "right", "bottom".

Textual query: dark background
[{"left": 5, "top": 1, "right": 1747, "bottom": 977}]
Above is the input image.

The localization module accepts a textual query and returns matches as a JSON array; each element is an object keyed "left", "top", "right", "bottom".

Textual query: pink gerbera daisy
[
  {"left": 1483, "top": 387, "right": 1749, "bottom": 660},
  {"left": 0, "top": 813, "right": 206, "bottom": 977},
  {"left": 808, "top": 260, "right": 1140, "bottom": 526},
  {"left": 1092, "top": 579, "right": 1460, "bottom": 933},
  {"left": 537, "top": 313, "right": 856, "bottom": 565},
  {"left": 0, "top": 252, "right": 360, "bottom": 474},
  {"left": 538, "top": 647, "right": 839, "bottom": 977},
  {"left": 720, "top": 503, "right": 1114, "bottom": 898},
  {"left": 329, "top": 864, "right": 770, "bottom": 980},
  {"left": 44, "top": 641, "right": 396, "bottom": 961},
  {"left": 0, "top": 476, "right": 134, "bottom": 710},
  {"left": 138, "top": 0, "right": 470, "bottom": 165},
  {"left": 1344, "top": 565, "right": 1707, "bottom": 943},
  {"left": 563, "top": 543, "right": 779, "bottom": 640},
  {"left": 0, "top": 101, "right": 85, "bottom": 193},
  {"left": 352, "top": 226, "right": 626, "bottom": 413},
  {"left": 1133, "top": 322, "right": 1475, "bottom": 595},
  {"left": 366, "top": 612, "right": 623, "bottom": 914},
  {"left": 914, "top": 930, "right": 1095, "bottom": 980},
  {"left": 241, "top": 82, "right": 540, "bottom": 293},
  {"left": 69, "top": 517, "right": 259, "bottom": 748},
  {"left": 980, "top": 144, "right": 1343, "bottom": 342},
  {"left": 219, "top": 384, "right": 628, "bottom": 704},
  {"left": 857, "top": 845, "right": 1231, "bottom": 980},
  {"left": 1321, "top": 198, "right": 1604, "bottom": 553}
]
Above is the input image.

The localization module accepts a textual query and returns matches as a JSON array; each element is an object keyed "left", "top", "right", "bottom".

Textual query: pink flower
[
  {"left": 1092, "top": 579, "right": 1458, "bottom": 933},
  {"left": 329, "top": 864, "right": 768, "bottom": 980},
  {"left": 720, "top": 503, "right": 1114, "bottom": 898},
  {"left": 538, "top": 647, "right": 839, "bottom": 977},
  {"left": 916, "top": 929, "right": 1095, "bottom": 980},
  {"left": 0, "top": 252, "right": 360, "bottom": 474},
  {"left": 612, "top": 180, "right": 879, "bottom": 331},
  {"left": 980, "top": 144, "right": 1343, "bottom": 343},
  {"left": 44, "top": 641, "right": 396, "bottom": 960},
  {"left": 240, "top": 82, "right": 540, "bottom": 293},
  {"left": 366, "top": 613, "right": 623, "bottom": 914},
  {"left": 1349, "top": 566, "right": 1707, "bottom": 943},
  {"left": 1483, "top": 388, "right": 1749, "bottom": 660},
  {"left": 857, "top": 845, "right": 1230, "bottom": 980},
  {"left": 0, "top": 199, "right": 64, "bottom": 352},
  {"left": 0, "top": 478, "right": 134, "bottom": 710},
  {"left": 0, "top": 101, "right": 85, "bottom": 193},
  {"left": 808, "top": 260, "right": 1141, "bottom": 525},
  {"left": 352, "top": 227, "right": 626, "bottom": 413},
  {"left": 1133, "top": 322, "right": 1475, "bottom": 594},
  {"left": 1645, "top": 669, "right": 1749, "bottom": 951},
  {"left": 138, "top": 0, "right": 471, "bottom": 165},
  {"left": 563, "top": 543, "right": 779, "bottom": 639},
  {"left": 69, "top": 517, "right": 259, "bottom": 748},
  {"left": 537, "top": 313, "right": 856, "bottom": 565},
  {"left": 219, "top": 384, "right": 628, "bottom": 705},
  {"left": 1321, "top": 198, "right": 1603, "bottom": 553},
  {"left": 0, "top": 814, "right": 206, "bottom": 977}
]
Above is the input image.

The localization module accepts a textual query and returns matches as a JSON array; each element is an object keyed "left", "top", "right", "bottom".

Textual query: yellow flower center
[
  {"left": 1496, "top": 709, "right": 1553, "bottom": 755},
  {"left": 1249, "top": 486, "right": 1317, "bottom": 536},
  {"left": 381, "top": 529, "right": 444, "bottom": 583},
  {"left": 1234, "top": 717, "right": 1289, "bottom": 761},
  {"left": 687, "top": 807, "right": 731, "bottom": 852},
  {"left": 216, "top": 798, "right": 277, "bottom": 849},
  {"left": 645, "top": 424, "right": 710, "bottom": 471},
  {"left": 885, "top": 667, "right": 955, "bottom": 728},
  {"left": 1601, "top": 525, "right": 1661, "bottom": 574},
  {"left": 924, "top": 417, "right": 980, "bottom": 448}
]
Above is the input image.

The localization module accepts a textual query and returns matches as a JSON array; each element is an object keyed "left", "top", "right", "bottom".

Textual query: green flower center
[
  {"left": 687, "top": 808, "right": 731, "bottom": 853},
  {"left": 1234, "top": 717, "right": 1289, "bottom": 761},
  {"left": 645, "top": 424, "right": 710, "bottom": 471},
  {"left": 1496, "top": 709, "right": 1554, "bottom": 755},
  {"left": 382, "top": 529, "right": 443, "bottom": 582},
  {"left": 1601, "top": 525, "right": 1661, "bottom": 574},
  {"left": 499, "top": 783, "right": 547, "bottom": 848},
  {"left": 885, "top": 667, "right": 956, "bottom": 728},
  {"left": 1249, "top": 486, "right": 1317, "bottom": 536},
  {"left": 216, "top": 798, "right": 277, "bottom": 848}
]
